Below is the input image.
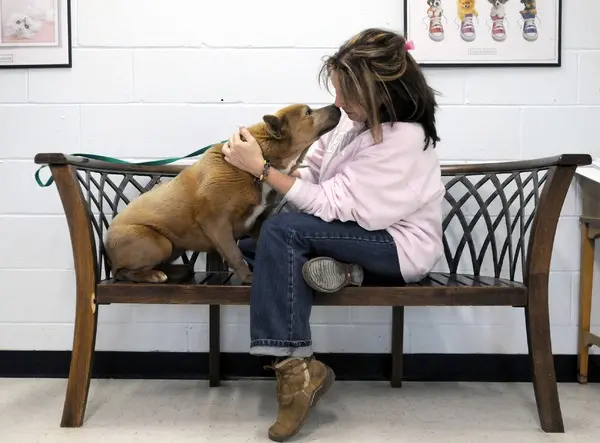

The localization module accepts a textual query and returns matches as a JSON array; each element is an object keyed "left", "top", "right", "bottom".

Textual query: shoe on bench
[{"left": 301, "top": 257, "right": 364, "bottom": 293}]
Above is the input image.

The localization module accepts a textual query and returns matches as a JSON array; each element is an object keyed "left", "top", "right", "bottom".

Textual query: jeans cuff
[
  {"left": 250, "top": 345, "right": 313, "bottom": 358},
  {"left": 250, "top": 338, "right": 312, "bottom": 348}
]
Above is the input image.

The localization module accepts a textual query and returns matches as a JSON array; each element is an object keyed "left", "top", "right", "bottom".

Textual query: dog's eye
[
  {"left": 306, "top": 107, "right": 313, "bottom": 116},
  {"left": 16, "top": 20, "right": 21, "bottom": 24}
]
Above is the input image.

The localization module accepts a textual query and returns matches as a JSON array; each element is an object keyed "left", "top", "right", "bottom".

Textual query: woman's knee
[
  {"left": 261, "top": 212, "right": 325, "bottom": 236},
  {"left": 255, "top": 213, "right": 316, "bottom": 250},
  {"left": 253, "top": 214, "right": 293, "bottom": 251}
]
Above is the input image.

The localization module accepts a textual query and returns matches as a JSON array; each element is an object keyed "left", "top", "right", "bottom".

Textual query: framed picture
[
  {"left": 404, "top": 0, "right": 562, "bottom": 67},
  {"left": 0, "top": 0, "right": 71, "bottom": 69}
]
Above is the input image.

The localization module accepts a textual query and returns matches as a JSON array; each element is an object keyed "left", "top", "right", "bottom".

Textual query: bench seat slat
[
  {"left": 460, "top": 274, "right": 515, "bottom": 287},
  {"left": 96, "top": 272, "right": 527, "bottom": 307}
]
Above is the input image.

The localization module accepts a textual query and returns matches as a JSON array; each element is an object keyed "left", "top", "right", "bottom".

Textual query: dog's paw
[
  {"left": 241, "top": 272, "right": 253, "bottom": 285},
  {"left": 147, "top": 270, "right": 168, "bottom": 283},
  {"left": 120, "top": 269, "right": 168, "bottom": 283}
]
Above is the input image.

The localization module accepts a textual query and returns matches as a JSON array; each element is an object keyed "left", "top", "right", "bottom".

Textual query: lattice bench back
[{"left": 35, "top": 153, "right": 589, "bottom": 286}]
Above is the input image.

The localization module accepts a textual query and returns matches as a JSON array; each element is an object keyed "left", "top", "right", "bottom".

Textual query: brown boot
[{"left": 267, "top": 357, "right": 335, "bottom": 442}]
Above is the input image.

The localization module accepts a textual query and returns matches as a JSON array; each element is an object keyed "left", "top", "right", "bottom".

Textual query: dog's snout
[
  {"left": 317, "top": 104, "right": 341, "bottom": 119},
  {"left": 328, "top": 104, "right": 341, "bottom": 116},
  {"left": 323, "top": 104, "right": 342, "bottom": 123}
]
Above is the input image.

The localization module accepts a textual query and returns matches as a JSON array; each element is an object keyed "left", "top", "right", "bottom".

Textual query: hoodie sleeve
[{"left": 284, "top": 125, "right": 425, "bottom": 231}]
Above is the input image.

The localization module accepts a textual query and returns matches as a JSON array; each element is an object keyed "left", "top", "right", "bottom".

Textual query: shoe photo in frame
[{"left": 404, "top": 0, "right": 562, "bottom": 67}]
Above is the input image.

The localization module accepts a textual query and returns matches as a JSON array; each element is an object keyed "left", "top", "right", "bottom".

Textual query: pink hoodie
[{"left": 284, "top": 111, "right": 445, "bottom": 283}]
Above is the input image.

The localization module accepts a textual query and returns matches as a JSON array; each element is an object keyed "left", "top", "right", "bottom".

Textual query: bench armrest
[
  {"left": 35, "top": 152, "right": 189, "bottom": 176},
  {"left": 442, "top": 154, "right": 591, "bottom": 175},
  {"left": 525, "top": 155, "right": 590, "bottom": 285}
]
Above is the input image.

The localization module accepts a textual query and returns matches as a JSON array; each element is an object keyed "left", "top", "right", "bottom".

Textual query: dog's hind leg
[
  {"left": 107, "top": 224, "right": 173, "bottom": 283},
  {"left": 155, "top": 247, "right": 196, "bottom": 282}
]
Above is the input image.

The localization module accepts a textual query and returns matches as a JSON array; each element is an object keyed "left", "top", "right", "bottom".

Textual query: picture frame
[
  {"left": 403, "top": 0, "right": 562, "bottom": 67},
  {"left": 0, "top": 0, "right": 71, "bottom": 69}
]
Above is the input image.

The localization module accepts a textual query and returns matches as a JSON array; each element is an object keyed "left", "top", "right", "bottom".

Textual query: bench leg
[
  {"left": 209, "top": 304, "right": 221, "bottom": 387},
  {"left": 525, "top": 284, "right": 564, "bottom": 433},
  {"left": 206, "top": 250, "right": 224, "bottom": 387},
  {"left": 578, "top": 222, "right": 595, "bottom": 384},
  {"left": 391, "top": 306, "right": 404, "bottom": 388},
  {"left": 61, "top": 294, "right": 98, "bottom": 427}
]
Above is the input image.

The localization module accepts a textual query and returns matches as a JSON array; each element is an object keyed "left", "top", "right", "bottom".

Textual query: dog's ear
[{"left": 263, "top": 114, "right": 285, "bottom": 139}]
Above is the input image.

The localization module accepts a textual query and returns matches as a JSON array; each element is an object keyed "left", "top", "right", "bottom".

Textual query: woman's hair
[{"left": 319, "top": 28, "right": 440, "bottom": 149}]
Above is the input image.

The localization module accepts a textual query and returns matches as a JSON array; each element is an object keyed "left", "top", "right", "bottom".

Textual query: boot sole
[
  {"left": 268, "top": 364, "right": 336, "bottom": 442},
  {"left": 302, "top": 257, "right": 363, "bottom": 294}
]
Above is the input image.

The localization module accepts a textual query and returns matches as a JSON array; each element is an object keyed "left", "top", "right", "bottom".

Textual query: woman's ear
[{"left": 263, "top": 114, "right": 285, "bottom": 139}]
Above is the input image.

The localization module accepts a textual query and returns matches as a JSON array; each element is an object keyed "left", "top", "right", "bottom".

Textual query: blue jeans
[{"left": 239, "top": 212, "right": 405, "bottom": 357}]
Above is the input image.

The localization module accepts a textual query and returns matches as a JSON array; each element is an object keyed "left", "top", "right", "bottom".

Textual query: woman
[{"left": 221, "top": 28, "right": 445, "bottom": 441}]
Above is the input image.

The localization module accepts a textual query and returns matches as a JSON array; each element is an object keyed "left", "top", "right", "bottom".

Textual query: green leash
[{"left": 34, "top": 141, "right": 224, "bottom": 187}]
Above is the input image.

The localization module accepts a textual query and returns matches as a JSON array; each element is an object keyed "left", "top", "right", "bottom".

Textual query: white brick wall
[{"left": 1, "top": 0, "right": 600, "bottom": 355}]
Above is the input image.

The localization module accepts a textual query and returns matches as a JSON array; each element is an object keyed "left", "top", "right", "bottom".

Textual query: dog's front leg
[
  {"left": 248, "top": 207, "right": 273, "bottom": 243},
  {"left": 200, "top": 218, "right": 253, "bottom": 284},
  {"left": 244, "top": 187, "right": 275, "bottom": 243}
]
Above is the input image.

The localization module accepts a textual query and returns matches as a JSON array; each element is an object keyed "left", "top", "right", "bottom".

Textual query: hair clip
[{"left": 404, "top": 40, "right": 415, "bottom": 51}]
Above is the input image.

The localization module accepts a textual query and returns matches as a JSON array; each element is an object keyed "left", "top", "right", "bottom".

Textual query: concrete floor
[{"left": 0, "top": 378, "right": 599, "bottom": 442}]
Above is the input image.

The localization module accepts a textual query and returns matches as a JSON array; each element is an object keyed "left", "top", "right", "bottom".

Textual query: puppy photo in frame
[
  {"left": 404, "top": 0, "right": 562, "bottom": 67},
  {"left": 0, "top": 0, "right": 71, "bottom": 68}
]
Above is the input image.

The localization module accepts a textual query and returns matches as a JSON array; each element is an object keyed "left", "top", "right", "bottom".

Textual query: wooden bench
[{"left": 34, "top": 151, "right": 592, "bottom": 433}]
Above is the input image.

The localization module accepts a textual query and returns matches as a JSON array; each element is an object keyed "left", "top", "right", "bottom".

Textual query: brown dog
[{"left": 105, "top": 103, "right": 341, "bottom": 284}]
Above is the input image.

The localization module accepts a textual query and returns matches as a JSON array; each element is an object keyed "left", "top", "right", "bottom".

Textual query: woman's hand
[
  {"left": 222, "top": 126, "right": 265, "bottom": 177},
  {"left": 222, "top": 125, "right": 299, "bottom": 196}
]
